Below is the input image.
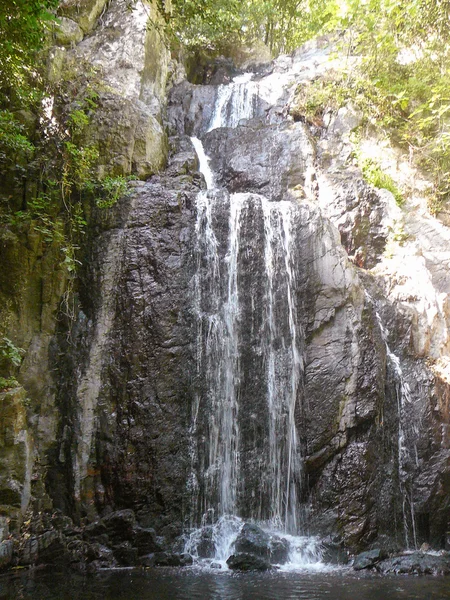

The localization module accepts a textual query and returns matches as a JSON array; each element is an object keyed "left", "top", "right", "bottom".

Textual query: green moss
[{"left": 360, "top": 158, "right": 404, "bottom": 206}]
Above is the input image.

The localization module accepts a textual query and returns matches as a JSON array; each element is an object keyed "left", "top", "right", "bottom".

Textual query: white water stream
[
  {"left": 373, "top": 304, "right": 418, "bottom": 549},
  {"left": 187, "top": 65, "right": 324, "bottom": 569}
]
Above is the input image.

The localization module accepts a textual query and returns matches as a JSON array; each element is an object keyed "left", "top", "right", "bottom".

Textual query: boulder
[
  {"left": 226, "top": 553, "right": 272, "bottom": 571},
  {"left": 376, "top": 552, "right": 450, "bottom": 576},
  {"left": 53, "top": 17, "right": 84, "bottom": 46},
  {"left": 58, "top": 0, "right": 109, "bottom": 34},
  {"left": 154, "top": 552, "right": 179, "bottom": 567},
  {"left": 234, "top": 523, "right": 270, "bottom": 558},
  {"left": 353, "top": 548, "right": 387, "bottom": 571},
  {"left": 133, "top": 526, "right": 161, "bottom": 555},
  {"left": 269, "top": 536, "right": 290, "bottom": 564},
  {"left": 0, "top": 541, "right": 13, "bottom": 570},
  {"left": 112, "top": 541, "right": 138, "bottom": 566},
  {"left": 102, "top": 509, "right": 136, "bottom": 541},
  {"left": 195, "top": 526, "right": 216, "bottom": 559}
]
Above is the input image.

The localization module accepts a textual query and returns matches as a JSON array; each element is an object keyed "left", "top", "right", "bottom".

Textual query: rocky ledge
[
  {"left": 0, "top": 509, "right": 192, "bottom": 573},
  {"left": 353, "top": 549, "right": 450, "bottom": 576}
]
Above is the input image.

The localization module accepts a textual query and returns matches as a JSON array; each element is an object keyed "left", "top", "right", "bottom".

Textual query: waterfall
[
  {"left": 208, "top": 73, "right": 259, "bottom": 131},
  {"left": 187, "top": 69, "right": 312, "bottom": 567},
  {"left": 374, "top": 307, "right": 418, "bottom": 549},
  {"left": 193, "top": 188, "right": 304, "bottom": 528}
]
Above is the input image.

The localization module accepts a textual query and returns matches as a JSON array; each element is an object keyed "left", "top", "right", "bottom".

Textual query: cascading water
[
  {"left": 207, "top": 74, "right": 259, "bottom": 131},
  {"left": 374, "top": 305, "right": 419, "bottom": 549},
  {"left": 187, "top": 69, "right": 323, "bottom": 568}
]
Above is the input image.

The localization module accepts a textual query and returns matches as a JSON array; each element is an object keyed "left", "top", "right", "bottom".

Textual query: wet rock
[
  {"left": 353, "top": 548, "right": 387, "bottom": 571},
  {"left": 0, "top": 541, "right": 13, "bottom": 570},
  {"left": 234, "top": 524, "right": 270, "bottom": 558},
  {"left": 153, "top": 552, "right": 185, "bottom": 567},
  {"left": 210, "top": 561, "right": 222, "bottom": 569},
  {"left": 195, "top": 526, "right": 216, "bottom": 559},
  {"left": 133, "top": 526, "right": 161, "bottom": 555},
  {"left": 113, "top": 541, "right": 138, "bottom": 566},
  {"left": 179, "top": 553, "right": 194, "bottom": 566},
  {"left": 139, "top": 553, "right": 156, "bottom": 567},
  {"left": 226, "top": 553, "right": 272, "bottom": 571},
  {"left": 269, "top": 536, "right": 290, "bottom": 564},
  {"left": 102, "top": 510, "right": 136, "bottom": 541},
  {"left": 204, "top": 120, "right": 315, "bottom": 202},
  {"left": 322, "top": 536, "right": 349, "bottom": 565},
  {"left": 377, "top": 552, "right": 450, "bottom": 575}
]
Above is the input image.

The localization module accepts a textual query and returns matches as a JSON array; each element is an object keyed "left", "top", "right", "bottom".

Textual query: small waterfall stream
[
  {"left": 374, "top": 307, "right": 419, "bottom": 549},
  {"left": 187, "top": 70, "right": 321, "bottom": 568}
]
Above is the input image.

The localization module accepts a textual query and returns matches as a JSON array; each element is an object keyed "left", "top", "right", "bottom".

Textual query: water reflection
[{"left": 1, "top": 569, "right": 449, "bottom": 600}]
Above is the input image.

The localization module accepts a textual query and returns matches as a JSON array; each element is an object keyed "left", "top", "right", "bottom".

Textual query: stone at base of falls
[
  {"left": 195, "top": 526, "right": 216, "bottom": 559},
  {"left": 353, "top": 549, "right": 387, "bottom": 571},
  {"left": 376, "top": 552, "right": 450, "bottom": 576},
  {"left": 113, "top": 542, "right": 139, "bottom": 566},
  {"left": 322, "top": 535, "right": 349, "bottom": 565},
  {"left": 152, "top": 552, "right": 193, "bottom": 567},
  {"left": 0, "top": 541, "right": 13, "bottom": 570},
  {"left": 234, "top": 524, "right": 270, "bottom": 558},
  {"left": 226, "top": 553, "right": 272, "bottom": 571},
  {"left": 269, "top": 537, "right": 290, "bottom": 565},
  {"left": 233, "top": 523, "right": 289, "bottom": 564}
]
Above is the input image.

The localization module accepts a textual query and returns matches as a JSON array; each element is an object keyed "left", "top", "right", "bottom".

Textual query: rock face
[
  {"left": 52, "top": 0, "right": 173, "bottom": 179},
  {"left": 377, "top": 552, "right": 450, "bottom": 576},
  {"left": 1, "top": 23, "right": 450, "bottom": 569}
]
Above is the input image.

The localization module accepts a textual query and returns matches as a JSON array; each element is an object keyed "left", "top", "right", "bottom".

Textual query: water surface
[{"left": 1, "top": 568, "right": 449, "bottom": 600}]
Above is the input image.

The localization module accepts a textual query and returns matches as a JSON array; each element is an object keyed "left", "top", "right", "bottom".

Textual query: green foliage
[
  {"left": 360, "top": 158, "right": 404, "bottom": 206},
  {"left": 325, "top": 0, "right": 450, "bottom": 212},
  {"left": 0, "top": 337, "right": 25, "bottom": 368},
  {"left": 96, "top": 176, "right": 136, "bottom": 209},
  {"left": 0, "top": 376, "right": 20, "bottom": 391},
  {"left": 0, "top": 0, "right": 58, "bottom": 105},
  {"left": 0, "top": 110, "right": 35, "bottom": 161},
  {"left": 166, "top": 0, "right": 330, "bottom": 55}
]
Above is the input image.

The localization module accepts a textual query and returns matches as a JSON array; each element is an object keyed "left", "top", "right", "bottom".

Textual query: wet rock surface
[
  {"left": 353, "top": 548, "right": 387, "bottom": 571},
  {"left": 376, "top": 552, "right": 450, "bottom": 576},
  {"left": 233, "top": 524, "right": 290, "bottom": 565},
  {"left": 2, "top": 22, "right": 450, "bottom": 573},
  {"left": 226, "top": 552, "right": 272, "bottom": 571}
]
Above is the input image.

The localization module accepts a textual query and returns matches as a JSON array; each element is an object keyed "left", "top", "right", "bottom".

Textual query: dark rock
[
  {"left": 153, "top": 552, "right": 182, "bottom": 567},
  {"left": 377, "top": 552, "right": 450, "bottom": 575},
  {"left": 226, "top": 553, "right": 272, "bottom": 571},
  {"left": 204, "top": 120, "right": 314, "bottom": 202},
  {"left": 179, "top": 553, "right": 193, "bottom": 566},
  {"left": 19, "top": 537, "right": 39, "bottom": 565},
  {"left": 102, "top": 510, "right": 136, "bottom": 542},
  {"left": 196, "top": 526, "right": 215, "bottom": 559},
  {"left": 113, "top": 541, "right": 139, "bottom": 566},
  {"left": 36, "top": 531, "right": 67, "bottom": 565},
  {"left": 139, "top": 553, "right": 156, "bottom": 567},
  {"left": 234, "top": 523, "right": 270, "bottom": 558},
  {"left": 353, "top": 548, "right": 387, "bottom": 571},
  {"left": 322, "top": 535, "right": 349, "bottom": 565},
  {"left": 83, "top": 521, "right": 108, "bottom": 540},
  {"left": 210, "top": 562, "right": 222, "bottom": 569},
  {"left": 269, "top": 536, "right": 290, "bottom": 564},
  {"left": 51, "top": 512, "right": 74, "bottom": 532},
  {"left": 0, "top": 540, "right": 13, "bottom": 570},
  {"left": 133, "top": 526, "right": 161, "bottom": 554}
]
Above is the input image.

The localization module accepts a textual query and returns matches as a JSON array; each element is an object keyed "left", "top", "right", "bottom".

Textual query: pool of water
[{"left": 1, "top": 568, "right": 449, "bottom": 600}]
